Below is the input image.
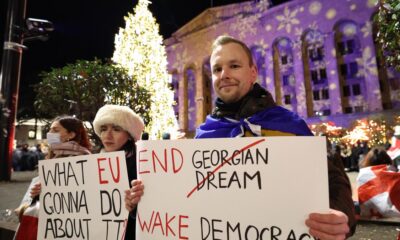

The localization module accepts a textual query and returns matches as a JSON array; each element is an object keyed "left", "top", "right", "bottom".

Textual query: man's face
[{"left": 210, "top": 42, "right": 257, "bottom": 103}]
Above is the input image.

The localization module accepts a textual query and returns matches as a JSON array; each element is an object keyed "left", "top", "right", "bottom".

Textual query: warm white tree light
[{"left": 113, "top": 0, "right": 178, "bottom": 139}]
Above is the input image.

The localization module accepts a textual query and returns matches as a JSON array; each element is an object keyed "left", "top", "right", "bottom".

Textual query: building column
[
  {"left": 324, "top": 32, "right": 342, "bottom": 115},
  {"left": 178, "top": 69, "right": 187, "bottom": 132},
  {"left": 359, "top": 34, "right": 381, "bottom": 112},
  {"left": 37, "top": 125, "right": 42, "bottom": 140},
  {"left": 265, "top": 49, "right": 276, "bottom": 101},
  {"left": 194, "top": 64, "right": 205, "bottom": 127},
  {"left": 292, "top": 44, "right": 307, "bottom": 118}
]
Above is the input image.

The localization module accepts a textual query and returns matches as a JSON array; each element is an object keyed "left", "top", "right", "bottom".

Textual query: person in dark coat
[{"left": 12, "top": 144, "right": 23, "bottom": 171}]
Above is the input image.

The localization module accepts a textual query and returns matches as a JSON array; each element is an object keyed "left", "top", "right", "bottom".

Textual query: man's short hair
[{"left": 211, "top": 35, "right": 254, "bottom": 67}]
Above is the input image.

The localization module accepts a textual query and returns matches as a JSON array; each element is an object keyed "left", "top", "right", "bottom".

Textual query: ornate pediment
[{"left": 165, "top": 0, "right": 271, "bottom": 46}]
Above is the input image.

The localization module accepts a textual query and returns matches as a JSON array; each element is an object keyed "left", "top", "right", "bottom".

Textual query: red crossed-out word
[{"left": 186, "top": 138, "right": 266, "bottom": 198}]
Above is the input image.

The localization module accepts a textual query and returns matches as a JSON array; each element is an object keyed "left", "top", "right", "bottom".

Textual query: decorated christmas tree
[{"left": 113, "top": 0, "right": 177, "bottom": 139}]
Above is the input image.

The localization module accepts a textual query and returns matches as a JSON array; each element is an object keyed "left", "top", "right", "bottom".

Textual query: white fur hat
[{"left": 93, "top": 105, "right": 144, "bottom": 141}]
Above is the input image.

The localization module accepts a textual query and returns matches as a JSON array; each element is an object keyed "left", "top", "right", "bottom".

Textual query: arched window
[
  {"left": 185, "top": 67, "right": 197, "bottom": 133},
  {"left": 334, "top": 20, "right": 366, "bottom": 114},
  {"left": 272, "top": 37, "right": 297, "bottom": 112},
  {"left": 302, "top": 29, "right": 330, "bottom": 117},
  {"left": 251, "top": 45, "right": 267, "bottom": 89}
]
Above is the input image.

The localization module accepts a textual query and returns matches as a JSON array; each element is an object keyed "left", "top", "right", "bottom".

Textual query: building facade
[
  {"left": 165, "top": 0, "right": 400, "bottom": 137},
  {"left": 14, "top": 119, "right": 47, "bottom": 147}
]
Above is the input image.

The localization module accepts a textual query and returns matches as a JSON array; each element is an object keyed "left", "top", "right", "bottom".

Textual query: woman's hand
[
  {"left": 124, "top": 180, "right": 144, "bottom": 212},
  {"left": 30, "top": 182, "right": 42, "bottom": 198}
]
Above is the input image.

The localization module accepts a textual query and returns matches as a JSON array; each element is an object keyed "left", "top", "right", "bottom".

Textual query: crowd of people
[
  {"left": 325, "top": 126, "right": 400, "bottom": 221},
  {"left": 12, "top": 35, "right": 400, "bottom": 240},
  {"left": 12, "top": 143, "right": 45, "bottom": 171},
  {"left": 329, "top": 139, "right": 398, "bottom": 173}
]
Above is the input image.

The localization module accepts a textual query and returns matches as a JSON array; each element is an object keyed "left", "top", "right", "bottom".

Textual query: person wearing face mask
[
  {"left": 46, "top": 115, "right": 92, "bottom": 158},
  {"left": 14, "top": 116, "right": 91, "bottom": 240},
  {"left": 93, "top": 104, "right": 145, "bottom": 240},
  {"left": 27, "top": 116, "right": 92, "bottom": 197}
]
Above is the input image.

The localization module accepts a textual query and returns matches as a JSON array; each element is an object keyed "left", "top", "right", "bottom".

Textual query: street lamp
[
  {"left": 28, "top": 129, "right": 35, "bottom": 139},
  {"left": 0, "top": 0, "right": 53, "bottom": 181},
  {"left": 24, "top": 18, "right": 54, "bottom": 42}
]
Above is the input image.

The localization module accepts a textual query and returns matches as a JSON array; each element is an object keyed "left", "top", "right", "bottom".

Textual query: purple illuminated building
[{"left": 165, "top": 0, "right": 400, "bottom": 137}]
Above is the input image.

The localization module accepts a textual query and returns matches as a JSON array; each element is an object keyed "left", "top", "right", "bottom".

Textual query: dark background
[{"left": 0, "top": 0, "right": 287, "bottom": 119}]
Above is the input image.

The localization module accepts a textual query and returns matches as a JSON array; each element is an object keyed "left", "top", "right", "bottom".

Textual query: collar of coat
[
  {"left": 212, "top": 83, "right": 276, "bottom": 120},
  {"left": 197, "top": 83, "right": 312, "bottom": 138}
]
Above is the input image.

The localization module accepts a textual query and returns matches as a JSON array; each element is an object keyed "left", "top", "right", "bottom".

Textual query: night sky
[{"left": 0, "top": 0, "right": 287, "bottom": 119}]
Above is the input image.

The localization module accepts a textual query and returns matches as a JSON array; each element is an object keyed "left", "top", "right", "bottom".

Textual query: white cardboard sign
[
  {"left": 136, "top": 137, "right": 329, "bottom": 240},
  {"left": 38, "top": 151, "right": 130, "bottom": 240}
]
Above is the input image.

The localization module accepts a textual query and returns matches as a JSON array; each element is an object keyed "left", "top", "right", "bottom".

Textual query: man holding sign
[{"left": 195, "top": 35, "right": 355, "bottom": 239}]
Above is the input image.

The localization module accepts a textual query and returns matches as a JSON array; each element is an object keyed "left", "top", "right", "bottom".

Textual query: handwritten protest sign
[
  {"left": 38, "top": 151, "right": 130, "bottom": 240},
  {"left": 136, "top": 137, "right": 329, "bottom": 240}
]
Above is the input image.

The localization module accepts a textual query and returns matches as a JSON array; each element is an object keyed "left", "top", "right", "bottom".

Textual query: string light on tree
[
  {"left": 311, "top": 118, "right": 394, "bottom": 147},
  {"left": 341, "top": 119, "right": 389, "bottom": 146},
  {"left": 309, "top": 122, "right": 345, "bottom": 144},
  {"left": 113, "top": 0, "right": 178, "bottom": 139},
  {"left": 342, "top": 120, "right": 369, "bottom": 145},
  {"left": 366, "top": 119, "right": 387, "bottom": 146}
]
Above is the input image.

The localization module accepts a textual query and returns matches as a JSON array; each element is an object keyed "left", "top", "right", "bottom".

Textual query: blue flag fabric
[{"left": 195, "top": 106, "right": 313, "bottom": 138}]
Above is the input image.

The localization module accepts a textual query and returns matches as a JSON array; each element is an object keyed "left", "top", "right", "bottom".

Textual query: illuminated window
[
  {"left": 343, "top": 85, "right": 351, "bottom": 97},
  {"left": 338, "top": 39, "right": 356, "bottom": 55},
  {"left": 281, "top": 55, "right": 288, "bottom": 65},
  {"left": 313, "top": 90, "right": 320, "bottom": 100},
  {"left": 352, "top": 84, "right": 361, "bottom": 95},
  {"left": 284, "top": 95, "right": 291, "bottom": 104},
  {"left": 322, "top": 89, "right": 329, "bottom": 99}
]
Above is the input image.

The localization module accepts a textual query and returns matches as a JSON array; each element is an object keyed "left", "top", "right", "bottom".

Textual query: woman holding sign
[
  {"left": 28, "top": 116, "right": 92, "bottom": 196},
  {"left": 93, "top": 104, "right": 145, "bottom": 240},
  {"left": 14, "top": 115, "right": 91, "bottom": 240}
]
